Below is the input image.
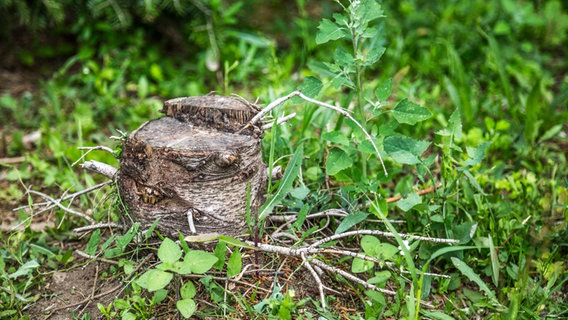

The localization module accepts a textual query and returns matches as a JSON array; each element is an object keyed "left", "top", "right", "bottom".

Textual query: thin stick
[
  {"left": 302, "top": 253, "right": 326, "bottom": 310},
  {"left": 309, "top": 230, "right": 458, "bottom": 249},
  {"left": 261, "top": 113, "right": 297, "bottom": 130},
  {"left": 80, "top": 160, "right": 118, "bottom": 179},
  {"left": 75, "top": 250, "right": 119, "bottom": 265},
  {"left": 386, "top": 183, "right": 443, "bottom": 203},
  {"left": 26, "top": 190, "right": 95, "bottom": 223},
  {"left": 241, "top": 91, "right": 387, "bottom": 176},
  {"left": 72, "top": 146, "right": 116, "bottom": 167},
  {"left": 0, "top": 156, "right": 25, "bottom": 164},
  {"left": 73, "top": 222, "right": 121, "bottom": 233}
]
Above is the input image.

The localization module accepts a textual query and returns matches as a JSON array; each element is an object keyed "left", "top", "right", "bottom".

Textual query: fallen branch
[{"left": 241, "top": 90, "right": 388, "bottom": 176}]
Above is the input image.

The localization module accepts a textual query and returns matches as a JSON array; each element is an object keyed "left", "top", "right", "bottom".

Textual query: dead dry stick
[
  {"left": 261, "top": 113, "right": 297, "bottom": 130},
  {"left": 309, "top": 229, "right": 459, "bottom": 249},
  {"left": 81, "top": 160, "right": 118, "bottom": 179},
  {"left": 301, "top": 252, "right": 326, "bottom": 310},
  {"left": 386, "top": 183, "right": 443, "bottom": 203},
  {"left": 242, "top": 90, "right": 388, "bottom": 176},
  {"left": 26, "top": 190, "right": 95, "bottom": 224}
]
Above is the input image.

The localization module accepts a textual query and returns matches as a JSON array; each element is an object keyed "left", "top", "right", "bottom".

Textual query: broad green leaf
[
  {"left": 333, "top": 46, "right": 354, "bottom": 67},
  {"left": 396, "top": 192, "right": 422, "bottom": 212},
  {"left": 322, "top": 131, "right": 350, "bottom": 146},
  {"left": 217, "top": 235, "right": 254, "bottom": 248},
  {"left": 158, "top": 238, "right": 182, "bottom": 264},
  {"left": 361, "top": 236, "right": 399, "bottom": 260},
  {"left": 451, "top": 257, "right": 499, "bottom": 303},
  {"left": 422, "top": 310, "right": 456, "bottom": 320},
  {"left": 116, "top": 223, "right": 139, "bottom": 250},
  {"left": 448, "top": 109, "right": 463, "bottom": 140},
  {"left": 185, "top": 250, "right": 218, "bottom": 274},
  {"left": 392, "top": 99, "right": 432, "bottom": 125},
  {"left": 363, "top": 45, "right": 386, "bottom": 66},
  {"left": 375, "top": 78, "right": 393, "bottom": 101},
  {"left": 85, "top": 229, "right": 100, "bottom": 256},
  {"left": 213, "top": 241, "right": 227, "bottom": 270},
  {"left": 464, "top": 142, "right": 491, "bottom": 166},
  {"left": 326, "top": 148, "right": 353, "bottom": 175},
  {"left": 136, "top": 269, "right": 173, "bottom": 292},
  {"left": 367, "top": 271, "right": 391, "bottom": 284},
  {"left": 293, "top": 204, "right": 310, "bottom": 229},
  {"left": 384, "top": 136, "right": 430, "bottom": 165},
  {"left": 352, "top": 0, "right": 384, "bottom": 23},
  {"left": 8, "top": 260, "right": 39, "bottom": 279},
  {"left": 351, "top": 257, "right": 374, "bottom": 273},
  {"left": 259, "top": 145, "right": 303, "bottom": 220},
  {"left": 227, "top": 249, "right": 242, "bottom": 278},
  {"left": 335, "top": 211, "right": 368, "bottom": 234},
  {"left": 298, "top": 76, "right": 322, "bottom": 98},
  {"left": 176, "top": 298, "right": 197, "bottom": 318},
  {"left": 180, "top": 281, "right": 196, "bottom": 299},
  {"left": 316, "top": 19, "right": 345, "bottom": 44},
  {"left": 290, "top": 185, "right": 309, "bottom": 199}
]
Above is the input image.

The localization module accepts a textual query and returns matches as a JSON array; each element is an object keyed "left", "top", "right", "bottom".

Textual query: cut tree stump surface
[{"left": 118, "top": 96, "right": 266, "bottom": 238}]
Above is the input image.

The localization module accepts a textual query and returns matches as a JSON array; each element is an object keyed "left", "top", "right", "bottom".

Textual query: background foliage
[{"left": 1, "top": 0, "right": 567, "bottom": 319}]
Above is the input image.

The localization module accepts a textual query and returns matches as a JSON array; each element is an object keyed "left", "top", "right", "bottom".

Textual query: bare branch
[
  {"left": 309, "top": 230, "right": 459, "bottom": 248},
  {"left": 26, "top": 190, "right": 95, "bottom": 224},
  {"left": 81, "top": 160, "right": 118, "bottom": 179}
]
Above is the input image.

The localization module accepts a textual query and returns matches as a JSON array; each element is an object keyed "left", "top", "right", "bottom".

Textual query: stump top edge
[{"left": 163, "top": 95, "right": 256, "bottom": 111}]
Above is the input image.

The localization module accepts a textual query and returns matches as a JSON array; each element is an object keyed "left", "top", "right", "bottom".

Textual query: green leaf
[
  {"left": 524, "top": 80, "right": 542, "bottom": 144},
  {"left": 8, "top": 260, "right": 40, "bottom": 279},
  {"left": 259, "top": 145, "right": 303, "bottom": 220},
  {"left": 422, "top": 310, "right": 456, "bottom": 320},
  {"left": 448, "top": 109, "right": 463, "bottom": 140},
  {"left": 217, "top": 235, "right": 254, "bottom": 248},
  {"left": 298, "top": 76, "right": 322, "bottom": 98},
  {"left": 185, "top": 250, "right": 218, "bottom": 274},
  {"left": 85, "top": 229, "right": 100, "bottom": 256},
  {"left": 464, "top": 142, "right": 491, "bottom": 166},
  {"left": 384, "top": 136, "right": 430, "bottom": 165},
  {"left": 352, "top": 0, "right": 384, "bottom": 23},
  {"left": 227, "top": 249, "right": 242, "bottom": 278},
  {"left": 316, "top": 19, "right": 345, "bottom": 44},
  {"left": 451, "top": 257, "right": 499, "bottom": 304},
  {"left": 326, "top": 147, "right": 353, "bottom": 175},
  {"left": 158, "top": 238, "right": 182, "bottom": 264},
  {"left": 138, "top": 76, "right": 149, "bottom": 99},
  {"left": 176, "top": 298, "right": 197, "bottom": 319},
  {"left": 488, "top": 235, "right": 499, "bottom": 287},
  {"left": 322, "top": 131, "right": 350, "bottom": 146},
  {"left": 375, "top": 78, "right": 393, "bottom": 101},
  {"left": 396, "top": 192, "right": 422, "bottom": 212},
  {"left": 213, "top": 241, "right": 227, "bottom": 270},
  {"left": 368, "top": 271, "right": 391, "bottom": 285},
  {"left": 180, "top": 281, "right": 196, "bottom": 299},
  {"left": 392, "top": 99, "right": 432, "bottom": 125},
  {"left": 335, "top": 211, "right": 369, "bottom": 234},
  {"left": 361, "top": 236, "right": 399, "bottom": 260},
  {"left": 136, "top": 269, "right": 173, "bottom": 292},
  {"left": 352, "top": 257, "right": 374, "bottom": 273},
  {"left": 333, "top": 46, "right": 354, "bottom": 67},
  {"left": 293, "top": 204, "right": 310, "bottom": 229}
]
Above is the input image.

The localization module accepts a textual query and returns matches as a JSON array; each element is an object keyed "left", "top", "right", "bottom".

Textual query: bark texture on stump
[{"left": 118, "top": 96, "right": 266, "bottom": 238}]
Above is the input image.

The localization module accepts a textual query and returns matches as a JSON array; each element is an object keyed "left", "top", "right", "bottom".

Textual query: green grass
[{"left": 1, "top": 0, "right": 567, "bottom": 319}]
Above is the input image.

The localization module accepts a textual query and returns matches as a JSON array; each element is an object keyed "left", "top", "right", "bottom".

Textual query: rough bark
[{"left": 117, "top": 96, "right": 266, "bottom": 238}]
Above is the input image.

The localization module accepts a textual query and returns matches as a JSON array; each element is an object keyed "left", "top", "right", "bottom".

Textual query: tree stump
[{"left": 117, "top": 96, "right": 267, "bottom": 238}]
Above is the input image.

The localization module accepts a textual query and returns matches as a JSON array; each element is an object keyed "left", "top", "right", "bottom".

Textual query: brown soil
[{"left": 27, "top": 262, "right": 119, "bottom": 320}]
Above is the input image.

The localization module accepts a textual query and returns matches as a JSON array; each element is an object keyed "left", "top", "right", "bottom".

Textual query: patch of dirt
[{"left": 27, "top": 261, "right": 119, "bottom": 320}]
